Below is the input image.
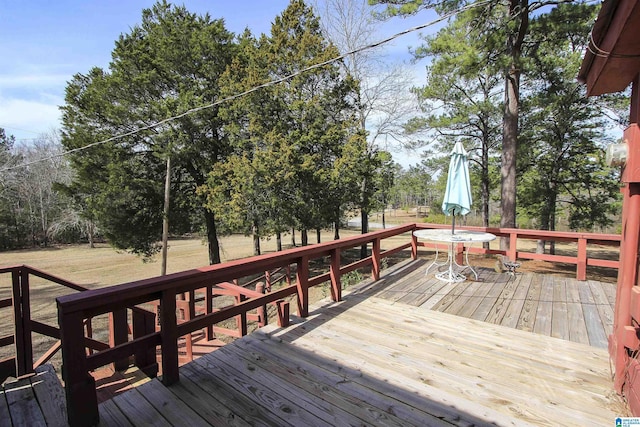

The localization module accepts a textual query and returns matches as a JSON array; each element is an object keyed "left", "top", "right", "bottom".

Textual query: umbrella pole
[{"left": 452, "top": 208, "right": 456, "bottom": 234}]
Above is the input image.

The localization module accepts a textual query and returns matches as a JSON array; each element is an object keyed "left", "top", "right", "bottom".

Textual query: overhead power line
[{"left": 1, "top": 0, "right": 491, "bottom": 172}]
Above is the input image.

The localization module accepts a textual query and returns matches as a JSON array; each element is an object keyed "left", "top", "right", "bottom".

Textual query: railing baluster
[
  {"left": 296, "top": 255, "right": 309, "bottom": 317},
  {"left": 19, "top": 269, "right": 33, "bottom": 375},
  {"left": 109, "top": 309, "right": 129, "bottom": 371},
  {"left": 205, "top": 284, "right": 214, "bottom": 340},
  {"left": 11, "top": 269, "right": 26, "bottom": 377},
  {"left": 372, "top": 238, "right": 381, "bottom": 281},
  {"left": 132, "top": 308, "right": 158, "bottom": 377},
  {"left": 330, "top": 248, "right": 341, "bottom": 302}
]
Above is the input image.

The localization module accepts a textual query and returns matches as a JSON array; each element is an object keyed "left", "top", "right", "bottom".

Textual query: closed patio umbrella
[{"left": 441, "top": 141, "right": 472, "bottom": 234}]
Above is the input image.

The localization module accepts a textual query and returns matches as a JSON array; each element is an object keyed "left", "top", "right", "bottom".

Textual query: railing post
[
  {"left": 508, "top": 232, "right": 518, "bottom": 261},
  {"left": 296, "top": 256, "right": 309, "bottom": 318},
  {"left": 372, "top": 238, "right": 381, "bottom": 281},
  {"left": 160, "top": 289, "right": 179, "bottom": 385},
  {"left": 330, "top": 248, "right": 341, "bottom": 302},
  {"left": 577, "top": 237, "right": 587, "bottom": 281},
  {"left": 58, "top": 308, "right": 98, "bottom": 427},
  {"left": 411, "top": 230, "right": 418, "bottom": 260},
  {"left": 109, "top": 309, "right": 129, "bottom": 371}
]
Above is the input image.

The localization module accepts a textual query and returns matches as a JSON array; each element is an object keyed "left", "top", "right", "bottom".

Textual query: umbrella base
[{"left": 435, "top": 268, "right": 467, "bottom": 283}]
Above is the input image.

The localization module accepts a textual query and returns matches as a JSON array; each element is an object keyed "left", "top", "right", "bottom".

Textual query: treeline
[
  {"left": 57, "top": 1, "right": 396, "bottom": 262},
  {"left": 0, "top": 131, "right": 78, "bottom": 250}
]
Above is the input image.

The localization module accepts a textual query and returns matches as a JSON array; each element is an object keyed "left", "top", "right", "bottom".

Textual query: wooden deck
[{"left": 96, "top": 260, "right": 626, "bottom": 426}]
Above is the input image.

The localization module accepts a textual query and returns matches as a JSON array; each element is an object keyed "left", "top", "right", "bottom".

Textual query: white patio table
[{"left": 413, "top": 229, "right": 496, "bottom": 283}]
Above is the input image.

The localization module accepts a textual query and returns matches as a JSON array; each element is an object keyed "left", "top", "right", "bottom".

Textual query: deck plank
[
  {"left": 29, "top": 365, "right": 67, "bottom": 427},
  {"left": 578, "top": 281, "right": 608, "bottom": 348},
  {"left": 589, "top": 280, "right": 615, "bottom": 338},
  {"left": 500, "top": 273, "right": 532, "bottom": 328},
  {"left": 4, "top": 376, "right": 47, "bottom": 427},
  {"left": 566, "top": 278, "right": 590, "bottom": 345},
  {"left": 233, "top": 333, "right": 455, "bottom": 427},
  {"left": 111, "top": 387, "right": 172, "bottom": 427},
  {"left": 166, "top": 373, "right": 252, "bottom": 427},
  {"left": 0, "top": 386, "right": 12, "bottom": 426},
  {"left": 516, "top": 272, "right": 542, "bottom": 332},
  {"left": 99, "top": 399, "right": 134, "bottom": 426},
  {"left": 552, "top": 277, "right": 569, "bottom": 340},
  {"left": 203, "top": 344, "right": 359, "bottom": 427},
  {"left": 180, "top": 359, "right": 289, "bottom": 427},
  {"left": 215, "top": 336, "right": 428, "bottom": 427},
  {"left": 533, "top": 274, "right": 554, "bottom": 336},
  {"left": 484, "top": 272, "right": 521, "bottom": 325},
  {"left": 135, "top": 379, "right": 210, "bottom": 427}
]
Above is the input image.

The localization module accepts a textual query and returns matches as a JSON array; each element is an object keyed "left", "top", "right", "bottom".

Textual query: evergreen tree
[
  {"left": 518, "top": 3, "right": 620, "bottom": 237},
  {"left": 60, "top": 1, "right": 236, "bottom": 262}
]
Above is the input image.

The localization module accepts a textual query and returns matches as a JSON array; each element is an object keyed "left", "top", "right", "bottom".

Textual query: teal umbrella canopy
[{"left": 441, "top": 141, "right": 472, "bottom": 217}]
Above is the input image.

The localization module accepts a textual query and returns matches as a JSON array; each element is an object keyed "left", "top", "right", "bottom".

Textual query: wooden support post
[
  {"left": 372, "top": 238, "right": 381, "bottom": 281},
  {"left": 18, "top": 269, "right": 33, "bottom": 375},
  {"left": 159, "top": 290, "right": 179, "bottom": 386},
  {"left": 132, "top": 309, "right": 158, "bottom": 378},
  {"left": 577, "top": 238, "right": 587, "bottom": 281},
  {"left": 296, "top": 256, "right": 309, "bottom": 318},
  {"left": 411, "top": 231, "right": 418, "bottom": 260},
  {"left": 11, "top": 269, "right": 25, "bottom": 377},
  {"left": 109, "top": 309, "right": 129, "bottom": 371},
  {"left": 276, "top": 300, "right": 290, "bottom": 327},
  {"left": 329, "top": 248, "right": 341, "bottom": 302},
  {"left": 59, "top": 309, "right": 98, "bottom": 427},
  {"left": 613, "top": 180, "right": 640, "bottom": 391},
  {"left": 508, "top": 232, "right": 518, "bottom": 261}
]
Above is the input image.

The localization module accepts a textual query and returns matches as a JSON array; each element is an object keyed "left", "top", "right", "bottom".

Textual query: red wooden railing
[
  {"left": 413, "top": 223, "right": 620, "bottom": 281},
  {"left": 40, "top": 223, "right": 620, "bottom": 426},
  {"left": 0, "top": 265, "right": 107, "bottom": 382}
]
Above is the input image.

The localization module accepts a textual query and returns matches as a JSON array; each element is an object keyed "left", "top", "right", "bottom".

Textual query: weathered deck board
[
  {"left": 98, "top": 288, "right": 624, "bottom": 426},
  {"left": 3, "top": 377, "right": 47, "bottom": 427},
  {"left": 29, "top": 364, "right": 67, "bottom": 427}
]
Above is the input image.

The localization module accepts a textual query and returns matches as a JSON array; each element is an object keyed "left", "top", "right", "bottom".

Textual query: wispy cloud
[
  {"left": 0, "top": 97, "right": 62, "bottom": 138},
  {"left": 0, "top": 73, "right": 70, "bottom": 90}
]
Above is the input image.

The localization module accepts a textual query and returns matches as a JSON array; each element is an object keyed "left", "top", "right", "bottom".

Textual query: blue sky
[{"left": 1, "top": 0, "right": 437, "bottom": 164}]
